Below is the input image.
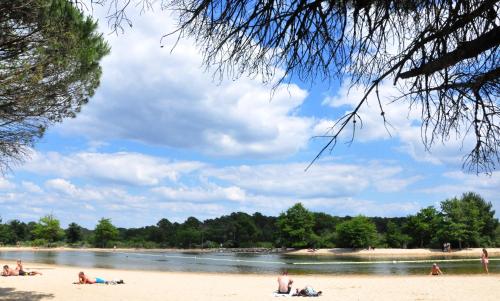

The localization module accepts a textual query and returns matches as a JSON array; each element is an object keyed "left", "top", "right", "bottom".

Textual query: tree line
[{"left": 1, "top": 192, "right": 498, "bottom": 249}]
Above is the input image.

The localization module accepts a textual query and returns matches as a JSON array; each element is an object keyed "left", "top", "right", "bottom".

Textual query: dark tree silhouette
[{"left": 78, "top": 1, "right": 500, "bottom": 172}]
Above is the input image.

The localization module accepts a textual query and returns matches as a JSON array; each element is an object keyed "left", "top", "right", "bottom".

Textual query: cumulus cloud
[
  {"left": 57, "top": 10, "right": 314, "bottom": 159},
  {"left": 202, "top": 161, "right": 419, "bottom": 198},
  {"left": 23, "top": 151, "right": 204, "bottom": 186},
  {"left": 0, "top": 177, "right": 15, "bottom": 190},
  {"left": 321, "top": 80, "right": 475, "bottom": 167}
]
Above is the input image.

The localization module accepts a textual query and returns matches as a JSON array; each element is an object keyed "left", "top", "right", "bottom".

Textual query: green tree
[
  {"left": 0, "top": 0, "right": 110, "bottom": 170},
  {"left": 0, "top": 218, "right": 14, "bottom": 244},
  {"left": 32, "top": 215, "right": 64, "bottom": 243},
  {"left": 93, "top": 218, "right": 119, "bottom": 248},
  {"left": 65, "top": 222, "right": 83, "bottom": 243},
  {"left": 405, "top": 207, "right": 441, "bottom": 248},
  {"left": 277, "top": 203, "right": 314, "bottom": 248},
  {"left": 439, "top": 192, "right": 498, "bottom": 248},
  {"left": 385, "top": 221, "right": 411, "bottom": 248},
  {"left": 336, "top": 216, "right": 378, "bottom": 248}
]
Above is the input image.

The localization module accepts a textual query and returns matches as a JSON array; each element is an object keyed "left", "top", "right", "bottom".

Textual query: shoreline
[
  {"left": 0, "top": 263, "right": 498, "bottom": 301},
  {"left": 1, "top": 246, "right": 499, "bottom": 258}
]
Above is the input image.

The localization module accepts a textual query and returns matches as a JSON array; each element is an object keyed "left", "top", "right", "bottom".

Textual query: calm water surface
[{"left": 0, "top": 250, "right": 497, "bottom": 275}]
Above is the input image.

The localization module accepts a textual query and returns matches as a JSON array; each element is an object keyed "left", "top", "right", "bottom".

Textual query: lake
[{"left": 0, "top": 250, "right": 496, "bottom": 275}]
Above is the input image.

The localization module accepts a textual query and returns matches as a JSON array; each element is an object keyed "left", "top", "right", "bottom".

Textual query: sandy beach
[
  {"left": 0, "top": 262, "right": 498, "bottom": 301},
  {"left": 288, "top": 247, "right": 500, "bottom": 257}
]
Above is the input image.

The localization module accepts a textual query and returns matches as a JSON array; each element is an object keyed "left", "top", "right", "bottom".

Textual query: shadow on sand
[{"left": 0, "top": 287, "right": 54, "bottom": 301}]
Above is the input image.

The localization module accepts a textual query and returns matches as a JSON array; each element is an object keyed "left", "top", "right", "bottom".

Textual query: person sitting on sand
[
  {"left": 429, "top": 263, "right": 443, "bottom": 276},
  {"left": 277, "top": 270, "right": 293, "bottom": 294},
  {"left": 15, "top": 259, "right": 42, "bottom": 276},
  {"left": 293, "top": 286, "right": 322, "bottom": 297},
  {"left": 2, "top": 265, "right": 19, "bottom": 276}
]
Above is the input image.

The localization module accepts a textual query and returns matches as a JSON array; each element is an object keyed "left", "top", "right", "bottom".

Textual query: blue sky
[{"left": 1, "top": 8, "right": 499, "bottom": 228}]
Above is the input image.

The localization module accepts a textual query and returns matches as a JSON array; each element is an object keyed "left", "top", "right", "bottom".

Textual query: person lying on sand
[
  {"left": 293, "top": 286, "right": 322, "bottom": 297},
  {"left": 76, "top": 271, "right": 124, "bottom": 285},
  {"left": 15, "top": 259, "right": 42, "bottom": 276},
  {"left": 277, "top": 270, "right": 293, "bottom": 294},
  {"left": 429, "top": 263, "right": 443, "bottom": 276},
  {"left": 2, "top": 265, "right": 19, "bottom": 276}
]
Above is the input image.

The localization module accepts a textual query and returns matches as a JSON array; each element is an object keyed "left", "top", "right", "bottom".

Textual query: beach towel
[{"left": 273, "top": 291, "right": 292, "bottom": 297}]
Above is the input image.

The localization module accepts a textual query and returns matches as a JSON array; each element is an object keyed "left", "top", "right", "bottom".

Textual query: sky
[{"left": 1, "top": 7, "right": 499, "bottom": 228}]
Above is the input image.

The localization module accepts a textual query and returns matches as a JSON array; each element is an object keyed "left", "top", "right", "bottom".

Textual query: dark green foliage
[
  {"left": 93, "top": 218, "right": 118, "bottom": 248},
  {"left": 65, "top": 222, "right": 83, "bottom": 243},
  {"left": 277, "top": 203, "right": 315, "bottom": 248},
  {"left": 336, "top": 216, "right": 378, "bottom": 248},
  {"left": 0, "top": 192, "right": 497, "bottom": 249},
  {"left": 0, "top": 0, "right": 110, "bottom": 170},
  {"left": 31, "top": 215, "right": 64, "bottom": 243},
  {"left": 384, "top": 221, "right": 411, "bottom": 248},
  {"left": 438, "top": 192, "right": 498, "bottom": 248},
  {"left": 405, "top": 207, "right": 442, "bottom": 248}
]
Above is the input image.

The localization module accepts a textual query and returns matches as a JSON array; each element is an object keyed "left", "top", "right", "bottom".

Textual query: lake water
[{"left": 0, "top": 250, "right": 497, "bottom": 275}]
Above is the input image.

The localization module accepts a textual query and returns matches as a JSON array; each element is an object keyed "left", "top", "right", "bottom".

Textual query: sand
[
  {"left": 288, "top": 247, "right": 500, "bottom": 257},
  {"left": 0, "top": 263, "right": 498, "bottom": 301}
]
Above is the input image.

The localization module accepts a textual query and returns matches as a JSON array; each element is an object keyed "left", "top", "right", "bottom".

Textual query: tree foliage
[
  {"left": 277, "top": 203, "right": 315, "bottom": 248},
  {"left": 336, "top": 215, "right": 378, "bottom": 248},
  {"left": 0, "top": 192, "right": 497, "bottom": 249},
  {"left": 65, "top": 222, "right": 83, "bottom": 243},
  {"left": 32, "top": 214, "right": 64, "bottom": 243},
  {"left": 0, "top": 0, "right": 110, "bottom": 171},
  {"left": 439, "top": 192, "right": 498, "bottom": 248},
  {"left": 93, "top": 218, "right": 119, "bottom": 248}
]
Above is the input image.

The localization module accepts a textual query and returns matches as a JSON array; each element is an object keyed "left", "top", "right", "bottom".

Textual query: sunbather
[
  {"left": 16, "top": 259, "right": 42, "bottom": 276},
  {"left": 2, "top": 265, "right": 19, "bottom": 276},
  {"left": 77, "top": 271, "right": 124, "bottom": 284}
]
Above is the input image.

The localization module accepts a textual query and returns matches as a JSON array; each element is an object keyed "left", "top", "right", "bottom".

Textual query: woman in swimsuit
[{"left": 481, "top": 249, "right": 489, "bottom": 274}]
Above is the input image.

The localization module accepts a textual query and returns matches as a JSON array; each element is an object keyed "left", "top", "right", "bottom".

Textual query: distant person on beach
[
  {"left": 277, "top": 270, "right": 293, "bottom": 294},
  {"left": 293, "top": 286, "right": 322, "bottom": 297},
  {"left": 15, "top": 259, "right": 42, "bottom": 276},
  {"left": 78, "top": 271, "right": 107, "bottom": 284},
  {"left": 2, "top": 265, "right": 19, "bottom": 276},
  {"left": 429, "top": 263, "right": 443, "bottom": 275},
  {"left": 77, "top": 271, "right": 124, "bottom": 284},
  {"left": 481, "top": 249, "right": 489, "bottom": 274}
]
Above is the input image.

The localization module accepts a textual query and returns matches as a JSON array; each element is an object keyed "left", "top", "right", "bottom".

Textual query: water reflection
[{"left": 0, "top": 250, "right": 496, "bottom": 275}]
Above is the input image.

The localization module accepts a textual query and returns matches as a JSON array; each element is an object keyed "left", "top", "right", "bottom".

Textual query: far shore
[{"left": 1, "top": 246, "right": 499, "bottom": 258}]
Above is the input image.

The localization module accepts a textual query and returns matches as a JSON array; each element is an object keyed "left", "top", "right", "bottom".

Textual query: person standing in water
[{"left": 481, "top": 248, "right": 489, "bottom": 274}]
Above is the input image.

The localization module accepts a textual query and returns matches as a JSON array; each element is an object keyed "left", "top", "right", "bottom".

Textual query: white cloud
[
  {"left": 202, "top": 161, "right": 419, "bottom": 199},
  {"left": 23, "top": 151, "right": 204, "bottom": 186},
  {"left": 21, "top": 181, "right": 43, "bottom": 193},
  {"left": 152, "top": 185, "right": 246, "bottom": 202},
  {"left": 57, "top": 10, "right": 315, "bottom": 159},
  {"left": 0, "top": 177, "right": 15, "bottom": 190},
  {"left": 322, "top": 80, "right": 476, "bottom": 167},
  {"left": 420, "top": 171, "right": 500, "bottom": 204}
]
